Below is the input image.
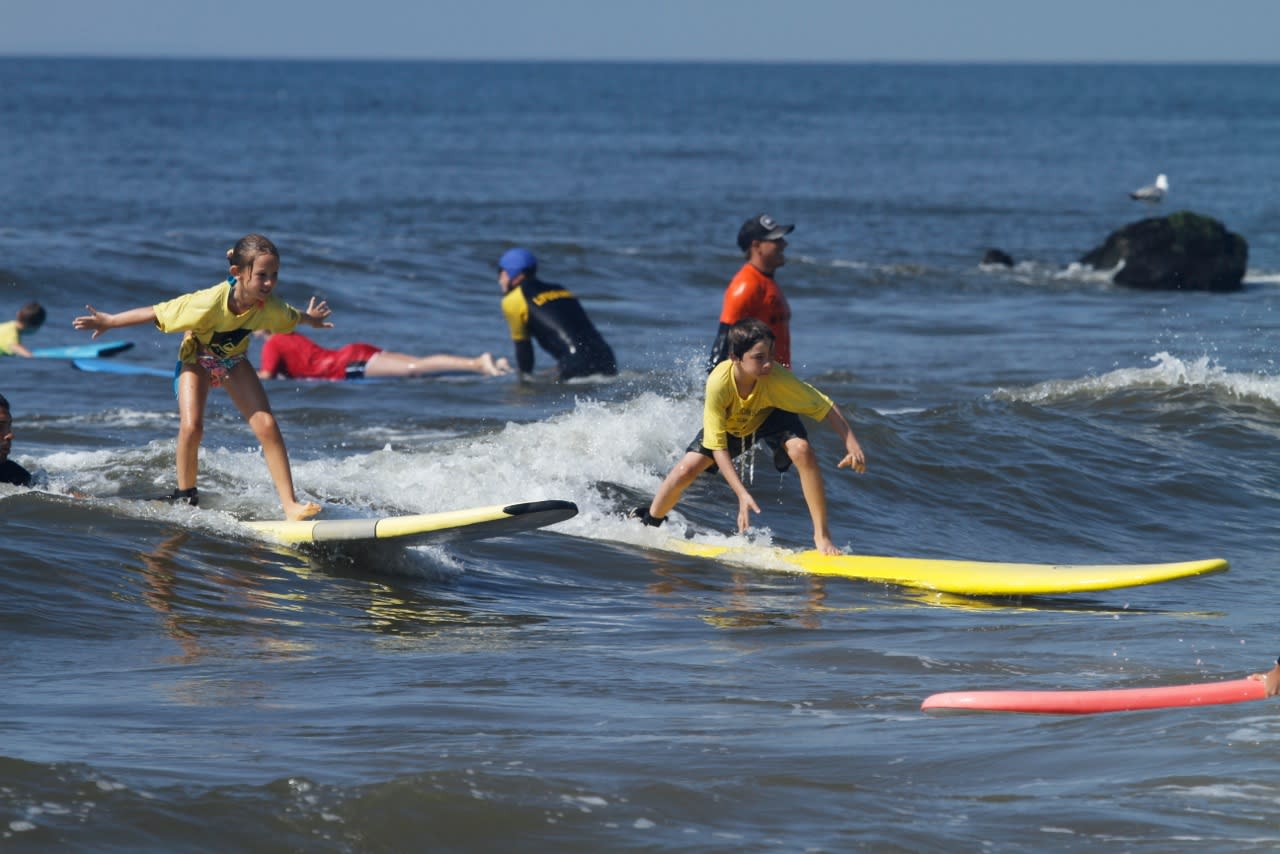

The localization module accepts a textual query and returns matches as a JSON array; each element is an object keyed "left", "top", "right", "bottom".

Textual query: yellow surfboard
[
  {"left": 662, "top": 539, "right": 1227, "bottom": 596},
  {"left": 245, "top": 500, "right": 577, "bottom": 547}
]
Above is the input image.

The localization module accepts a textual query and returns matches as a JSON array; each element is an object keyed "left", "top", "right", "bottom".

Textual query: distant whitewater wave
[
  {"left": 827, "top": 257, "right": 931, "bottom": 278},
  {"left": 811, "top": 255, "right": 962, "bottom": 284},
  {"left": 831, "top": 254, "right": 1268, "bottom": 290},
  {"left": 994, "top": 352, "right": 1280, "bottom": 407},
  {"left": 1054, "top": 260, "right": 1124, "bottom": 283},
  {"left": 1244, "top": 268, "right": 1280, "bottom": 285},
  {"left": 973, "top": 258, "right": 1124, "bottom": 288},
  {"left": 982, "top": 261, "right": 1279, "bottom": 288}
]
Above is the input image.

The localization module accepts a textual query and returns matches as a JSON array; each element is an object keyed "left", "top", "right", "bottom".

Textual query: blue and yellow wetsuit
[{"left": 501, "top": 276, "right": 616, "bottom": 380}]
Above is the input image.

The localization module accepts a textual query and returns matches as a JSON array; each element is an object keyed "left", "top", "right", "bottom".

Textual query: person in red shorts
[
  {"left": 257, "top": 331, "right": 509, "bottom": 381},
  {"left": 707, "top": 213, "right": 795, "bottom": 372}
]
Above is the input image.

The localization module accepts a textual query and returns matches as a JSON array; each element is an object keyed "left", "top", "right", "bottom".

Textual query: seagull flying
[{"left": 1130, "top": 173, "right": 1168, "bottom": 202}]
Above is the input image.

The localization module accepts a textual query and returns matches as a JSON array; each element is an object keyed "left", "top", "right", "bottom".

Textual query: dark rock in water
[
  {"left": 1079, "top": 211, "right": 1247, "bottom": 292},
  {"left": 982, "top": 248, "right": 1015, "bottom": 267}
]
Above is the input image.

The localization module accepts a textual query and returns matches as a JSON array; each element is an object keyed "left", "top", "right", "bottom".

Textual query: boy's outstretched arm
[
  {"left": 713, "top": 447, "right": 761, "bottom": 532},
  {"left": 73, "top": 305, "right": 157, "bottom": 338},
  {"left": 825, "top": 406, "right": 866, "bottom": 473}
]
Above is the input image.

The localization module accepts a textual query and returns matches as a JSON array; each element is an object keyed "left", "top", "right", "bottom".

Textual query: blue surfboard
[
  {"left": 72, "top": 358, "right": 173, "bottom": 378},
  {"left": 33, "top": 340, "right": 134, "bottom": 359}
]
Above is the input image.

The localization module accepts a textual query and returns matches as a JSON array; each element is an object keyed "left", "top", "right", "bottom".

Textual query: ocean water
[{"left": 3, "top": 59, "right": 1280, "bottom": 850}]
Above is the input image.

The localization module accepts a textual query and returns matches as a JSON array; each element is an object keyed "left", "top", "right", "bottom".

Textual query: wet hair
[
  {"left": 17, "top": 302, "right": 45, "bottom": 329},
  {"left": 727, "top": 318, "right": 775, "bottom": 359},
  {"left": 0, "top": 392, "right": 10, "bottom": 412},
  {"left": 226, "top": 234, "right": 280, "bottom": 271}
]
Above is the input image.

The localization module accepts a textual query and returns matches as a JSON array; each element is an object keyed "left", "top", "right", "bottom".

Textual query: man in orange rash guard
[{"left": 707, "top": 213, "right": 794, "bottom": 372}]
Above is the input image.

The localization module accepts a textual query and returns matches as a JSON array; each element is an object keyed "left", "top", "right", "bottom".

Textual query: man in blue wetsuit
[{"left": 496, "top": 248, "right": 617, "bottom": 381}]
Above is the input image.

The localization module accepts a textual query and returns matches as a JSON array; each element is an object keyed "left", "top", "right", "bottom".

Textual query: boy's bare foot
[{"left": 285, "top": 500, "right": 322, "bottom": 521}]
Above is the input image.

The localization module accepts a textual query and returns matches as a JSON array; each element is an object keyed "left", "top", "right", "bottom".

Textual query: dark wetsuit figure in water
[
  {"left": 498, "top": 248, "right": 617, "bottom": 381},
  {"left": 0, "top": 397, "right": 33, "bottom": 487}
]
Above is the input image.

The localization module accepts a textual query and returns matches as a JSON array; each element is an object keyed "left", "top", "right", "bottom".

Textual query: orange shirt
[{"left": 718, "top": 263, "right": 792, "bottom": 367}]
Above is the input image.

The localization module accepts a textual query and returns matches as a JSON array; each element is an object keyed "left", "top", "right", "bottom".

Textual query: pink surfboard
[{"left": 922, "top": 677, "right": 1267, "bottom": 715}]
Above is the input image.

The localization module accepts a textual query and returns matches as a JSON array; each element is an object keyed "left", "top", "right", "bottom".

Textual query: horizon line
[{"left": 1, "top": 54, "right": 1277, "bottom": 66}]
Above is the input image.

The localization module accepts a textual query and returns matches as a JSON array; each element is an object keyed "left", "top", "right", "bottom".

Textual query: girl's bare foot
[{"left": 285, "top": 500, "right": 322, "bottom": 521}]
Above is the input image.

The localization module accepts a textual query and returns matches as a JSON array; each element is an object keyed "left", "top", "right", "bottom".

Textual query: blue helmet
[{"left": 498, "top": 248, "right": 537, "bottom": 277}]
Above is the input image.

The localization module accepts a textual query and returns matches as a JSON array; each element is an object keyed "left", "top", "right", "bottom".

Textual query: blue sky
[{"left": 5, "top": 0, "right": 1278, "bottom": 62}]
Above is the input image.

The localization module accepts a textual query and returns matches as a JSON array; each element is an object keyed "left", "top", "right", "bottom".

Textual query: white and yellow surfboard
[{"left": 245, "top": 500, "right": 577, "bottom": 547}]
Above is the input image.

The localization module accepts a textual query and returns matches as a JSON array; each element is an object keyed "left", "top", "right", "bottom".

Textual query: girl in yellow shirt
[{"left": 73, "top": 234, "right": 332, "bottom": 521}]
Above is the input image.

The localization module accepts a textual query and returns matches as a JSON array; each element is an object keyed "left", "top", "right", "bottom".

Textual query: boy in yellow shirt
[
  {"left": 633, "top": 318, "right": 866, "bottom": 555},
  {"left": 0, "top": 302, "right": 47, "bottom": 357}
]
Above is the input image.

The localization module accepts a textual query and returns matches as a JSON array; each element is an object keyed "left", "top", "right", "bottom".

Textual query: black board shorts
[{"left": 687, "top": 409, "right": 808, "bottom": 473}]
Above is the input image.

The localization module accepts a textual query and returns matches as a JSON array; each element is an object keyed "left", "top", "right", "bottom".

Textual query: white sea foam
[
  {"left": 1054, "top": 260, "right": 1124, "bottom": 283},
  {"left": 17, "top": 384, "right": 830, "bottom": 565},
  {"left": 11, "top": 388, "right": 792, "bottom": 556},
  {"left": 994, "top": 352, "right": 1280, "bottom": 407},
  {"left": 1244, "top": 269, "right": 1280, "bottom": 285},
  {"left": 130, "top": 391, "right": 701, "bottom": 539},
  {"left": 828, "top": 257, "right": 874, "bottom": 271},
  {"left": 1158, "top": 782, "right": 1280, "bottom": 803},
  {"left": 37, "top": 407, "right": 177, "bottom": 432},
  {"left": 976, "top": 258, "right": 1123, "bottom": 288}
]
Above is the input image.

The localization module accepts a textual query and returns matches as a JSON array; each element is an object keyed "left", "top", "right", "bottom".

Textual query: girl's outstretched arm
[
  {"left": 73, "top": 305, "right": 158, "bottom": 338},
  {"left": 300, "top": 297, "right": 333, "bottom": 329}
]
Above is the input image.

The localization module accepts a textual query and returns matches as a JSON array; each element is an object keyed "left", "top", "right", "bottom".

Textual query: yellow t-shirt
[
  {"left": 0, "top": 320, "right": 20, "bottom": 355},
  {"left": 153, "top": 280, "right": 301, "bottom": 363},
  {"left": 702, "top": 360, "right": 833, "bottom": 450}
]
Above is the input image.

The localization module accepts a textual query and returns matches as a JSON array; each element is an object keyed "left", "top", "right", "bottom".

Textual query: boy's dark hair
[
  {"left": 0, "top": 392, "right": 10, "bottom": 411},
  {"left": 18, "top": 302, "right": 45, "bottom": 329},
  {"left": 727, "top": 318, "right": 775, "bottom": 359}
]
